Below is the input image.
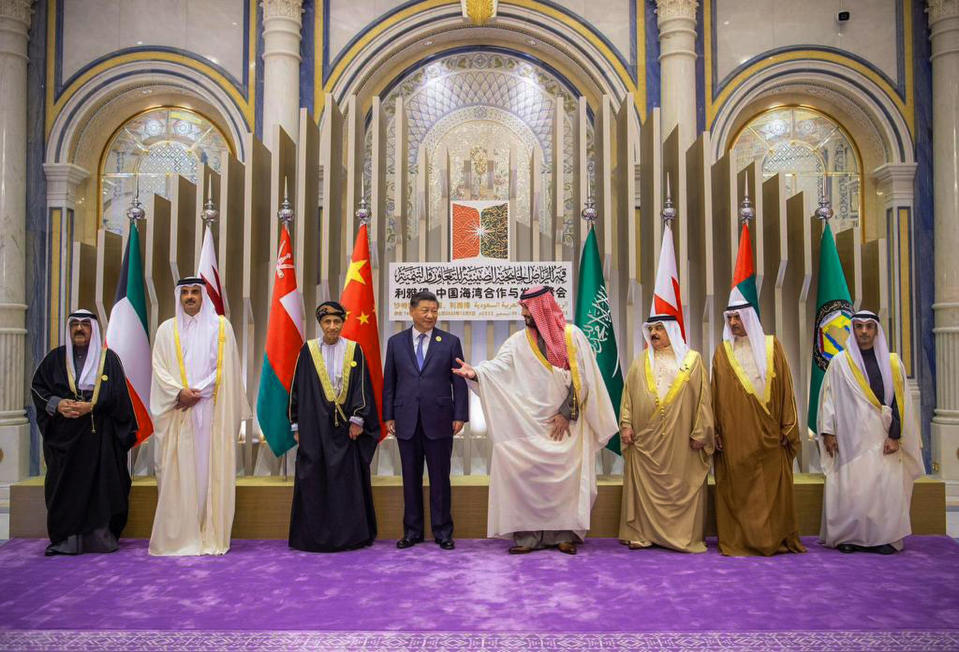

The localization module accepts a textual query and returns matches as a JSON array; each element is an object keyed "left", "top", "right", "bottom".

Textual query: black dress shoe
[
  {"left": 871, "top": 544, "right": 898, "bottom": 555},
  {"left": 837, "top": 543, "right": 858, "bottom": 553},
  {"left": 438, "top": 539, "right": 455, "bottom": 550},
  {"left": 396, "top": 537, "right": 423, "bottom": 549}
]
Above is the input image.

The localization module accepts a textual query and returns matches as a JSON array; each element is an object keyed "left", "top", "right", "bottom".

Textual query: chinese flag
[{"left": 340, "top": 223, "right": 386, "bottom": 440}]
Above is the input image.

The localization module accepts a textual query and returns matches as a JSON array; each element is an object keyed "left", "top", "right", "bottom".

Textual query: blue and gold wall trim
[
  {"left": 310, "top": 0, "right": 651, "bottom": 121},
  {"left": 44, "top": 0, "right": 259, "bottom": 142},
  {"left": 702, "top": 0, "right": 916, "bottom": 140}
]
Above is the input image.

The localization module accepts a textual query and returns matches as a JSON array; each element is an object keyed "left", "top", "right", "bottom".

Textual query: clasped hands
[
  {"left": 175, "top": 388, "right": 203, "bottom": 411},
  {"left": 57, "top": 399, "right": 93, "bottom": 419}
]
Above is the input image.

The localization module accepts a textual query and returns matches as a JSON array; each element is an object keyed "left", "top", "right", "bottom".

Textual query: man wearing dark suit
[{"left": 383, "top": 290, "right": 469, "bottom": 550}]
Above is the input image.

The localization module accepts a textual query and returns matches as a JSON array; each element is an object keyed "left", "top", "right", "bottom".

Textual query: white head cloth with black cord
[
  {"left": 845, "top": 310, "right": 893, "bottom": 405},
  {"left": 642, "top": 313, "right": 687, "bottom": 368},
  {"left": 65, "top": 309, "right": 103, "bottom": 391},
  {"left": 722, "top": 299, "right": 768, "bottom": 395},
  {"left": 174, "top": 276, "right": 221, "bottom": 387}
]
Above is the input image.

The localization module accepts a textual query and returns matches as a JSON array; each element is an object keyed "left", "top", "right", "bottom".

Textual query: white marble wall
[
  {"left": 550, "top": 0, "right": 633, "bottom": 63},
  {"left": 328, "top": 0, "right": 635, "bottom": 69},
  {"left": 714, "top": 0, "right": 899, "bottom": 84},
  {"left": 328, "top": 0, "right": 396, "bottom": 63},
  {"left": 61, "top": 0, "right": 246, "bottom": 83}
]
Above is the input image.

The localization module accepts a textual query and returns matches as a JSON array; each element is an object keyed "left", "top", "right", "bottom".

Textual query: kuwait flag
[
  {"left": 340, "top": 224, "right": 386, "bottom": 440},
  {"left": 256, "top": 225, "right": 305, "bottom": 457},
  {"left": 105, "top": 222, "right": 153, "bottom": 443},
  {"left": 729, "top": 221, "right": 760, "bottom": 316},
  {"left": 197, "top": 225, "right": 225, "bottom": 315},
  {"left": 650, "top": 223, "right": 686, "bottom": 341}
]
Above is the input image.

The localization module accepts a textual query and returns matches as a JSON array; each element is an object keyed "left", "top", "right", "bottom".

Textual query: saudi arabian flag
[
  {"left": 575, "top": 227, "right": 624, "bottom": 455},
  {"left": 808, "top": 222, "right": 853, "bottom": 432}
]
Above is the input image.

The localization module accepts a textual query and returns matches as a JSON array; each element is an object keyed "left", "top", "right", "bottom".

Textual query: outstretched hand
[{"left": 452, "top": 358, "right": 477, "bottom": 380}]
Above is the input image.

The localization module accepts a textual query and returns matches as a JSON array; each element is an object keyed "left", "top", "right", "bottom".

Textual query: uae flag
[
  {"left": 256, "top": 225, "right": 305, "bottom": 457},
  {"left": 807, "top": 222, "right": 853, "bottom": 431},
  {"left": 730, "top": 221, "right": 760, "bottom": 316},
  {"left": 341, "top": 223, "right": 386, "bottom": 440},
  {"left": 104, "top": 222, "right": 153, "bottom": 443},
  {"left": 575, "top": 227, "right": 624, "bottom": 455},
  {"left": 197, "top": 225, "right": 225, "bottom": 315},
  {"left": 650, "top": 222, "right": 686, "bottom": 341}
]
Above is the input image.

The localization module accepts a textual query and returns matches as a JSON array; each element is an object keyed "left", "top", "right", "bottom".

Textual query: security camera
[{"left": 837, "top": 10, "right": 850, "bottom": 21}]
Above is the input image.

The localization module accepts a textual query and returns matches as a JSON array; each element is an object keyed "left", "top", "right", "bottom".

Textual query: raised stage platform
[{"left": 10, "top": 474, "right": 946, "bottom": 539}]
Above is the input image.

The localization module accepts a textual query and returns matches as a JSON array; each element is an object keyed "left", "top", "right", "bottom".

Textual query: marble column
[
  {"left": 929, "top": 0, "right": 959, "bottom": 498},
  {"left": 0, "top": 0, "right": 32, "bottom": 484},
  {"left": 656, "top": 0, "right": 698, "bottom": 148},
  {"left": 261, "top": 0, "right": 303, "bottom": 149}
]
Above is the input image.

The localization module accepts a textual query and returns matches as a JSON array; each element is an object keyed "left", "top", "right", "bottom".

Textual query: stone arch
[
  {"left": 709, "top": 60, "right": 916, "bottom": 240},
  {"left": 44, "top": 62, "right": 248, "bottom": 242}
]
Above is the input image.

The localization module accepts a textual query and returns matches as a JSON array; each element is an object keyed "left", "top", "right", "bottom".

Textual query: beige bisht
[
  {"left": 469, "top": 325, "right": 618, "bottom": 540},
  {"left": 149, "top": 281, "right": 249, "bottom": 556},
  {"left": 619, "top": 345, "right": 714, "bottom": 553}
]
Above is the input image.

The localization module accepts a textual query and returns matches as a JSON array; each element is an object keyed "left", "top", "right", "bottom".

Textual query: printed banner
[{"left": 387, "top": 261, "right": 573, "bottom": 321}]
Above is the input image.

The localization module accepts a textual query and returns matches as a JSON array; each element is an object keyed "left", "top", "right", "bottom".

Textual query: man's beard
[{"left": 524, "top": 315, "right": 536, "bottom": 329}]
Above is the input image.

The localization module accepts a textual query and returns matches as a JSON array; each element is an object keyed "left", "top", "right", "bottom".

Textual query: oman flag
[
  {"left": 197, "top": 225, "right": 225, "bottom": 315},
  {"left": 729, "top": 221, "right": 760, "bottom": 316},
  {"left": 256, "top": 225, "right": 305, "bottom": 457},
  {"left": 341, "top": 224, "right": 386, "bottom": 440},
  {"left": 650, "top": 222, "right": 686, "bottom": 341},
  {"left": 105, "top": 222, "right": 153, "bottom": 443}
]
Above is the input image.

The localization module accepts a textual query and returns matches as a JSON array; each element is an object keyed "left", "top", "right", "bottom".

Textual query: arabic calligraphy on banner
[{"left": 387, "top": 261, "right": 573, "bottom": 321}]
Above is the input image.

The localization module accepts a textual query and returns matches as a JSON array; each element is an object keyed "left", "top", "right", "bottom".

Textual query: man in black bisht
[
  {"left": 288, "top": 301, "right": 380, "bottom": 552},
  {"left": 30, "top": 309, "right": 138, "bottom": 556}
]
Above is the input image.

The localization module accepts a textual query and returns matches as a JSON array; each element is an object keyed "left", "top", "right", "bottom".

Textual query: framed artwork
[{"left": 450, "top": 200, "right": 511, "bottom": 261}]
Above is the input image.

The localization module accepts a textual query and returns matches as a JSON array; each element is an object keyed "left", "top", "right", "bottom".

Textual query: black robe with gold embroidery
[
  {"left": 288, "top": 340, "right": 380, "bottom": 552},
  {"left": 30, "top": 347, "right": 137, "bottom": 552}
]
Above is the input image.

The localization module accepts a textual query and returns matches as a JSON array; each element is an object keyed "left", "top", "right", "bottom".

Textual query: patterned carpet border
[{"left": 1, "top": 630, "right": 958, "bottom": 651}]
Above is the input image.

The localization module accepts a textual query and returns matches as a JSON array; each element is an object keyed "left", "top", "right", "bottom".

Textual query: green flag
[
  {"left": 808, "top": 222, "right": 853, "bottom": 431},
  {"left": 575, "top": 227, "right": 624, "bottom": 455}
]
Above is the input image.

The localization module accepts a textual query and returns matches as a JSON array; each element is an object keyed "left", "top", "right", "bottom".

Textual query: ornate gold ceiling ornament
[{"left": 461, "top": 0, "right": 498, "bottom": 25}]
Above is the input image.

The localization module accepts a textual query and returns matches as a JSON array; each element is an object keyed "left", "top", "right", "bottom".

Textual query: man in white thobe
[
  {"left": 816, "top": 310, "right": 923, "bottom": 554},
  {"left": 453, "top": 285, "right": 618, "bottom": 555},
  {"left": 149, "top": 277, "right": 249, "bottom": 556}
]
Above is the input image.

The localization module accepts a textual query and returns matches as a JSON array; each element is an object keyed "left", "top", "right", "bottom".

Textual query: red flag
[
  {"left": 650, "top": 223, "right": 686, "bottom": 341},
  {"left": 256, "top": 225, "right": 305, "bottom": 456},
  {"left": 198, "top": 225, "right": 225, "bottom": 315},
  {"left": 340, "top": 224, "right": 386, "bottom": 440}
]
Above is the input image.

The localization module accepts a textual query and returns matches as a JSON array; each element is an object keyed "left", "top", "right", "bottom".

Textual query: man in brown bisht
[
  {"left": 618, "top": 314, "right": 714, "bottom": 553},
  {"left": 711, "top": 299, "right": 806, "bottom": 556}
]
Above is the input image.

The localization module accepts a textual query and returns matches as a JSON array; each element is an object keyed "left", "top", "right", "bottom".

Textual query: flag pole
[
  {"left": 581, "top": 191, "right": 597, "bottom": 231},
  {"left": 202, "top": 173, "right": 218, "bottom": 228},
  {"left": 815, "top": 177, "right": 834, "bottom": 224},
  {"left": 662, "top": 172, "right": 676, "bottom": 227},
  {"left": 739, "top": 170, "right": 754, "bottom": 227},
  {"left": 279, "top": 177, "right": 294, "bottom": 478},
  {"left": 125, "top": 193, "right": 146, "bottom": 475}
]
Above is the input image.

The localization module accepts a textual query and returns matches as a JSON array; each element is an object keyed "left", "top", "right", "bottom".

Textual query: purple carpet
[{"left": 1, "top": 536, "right": 958, "bottom": 650}]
